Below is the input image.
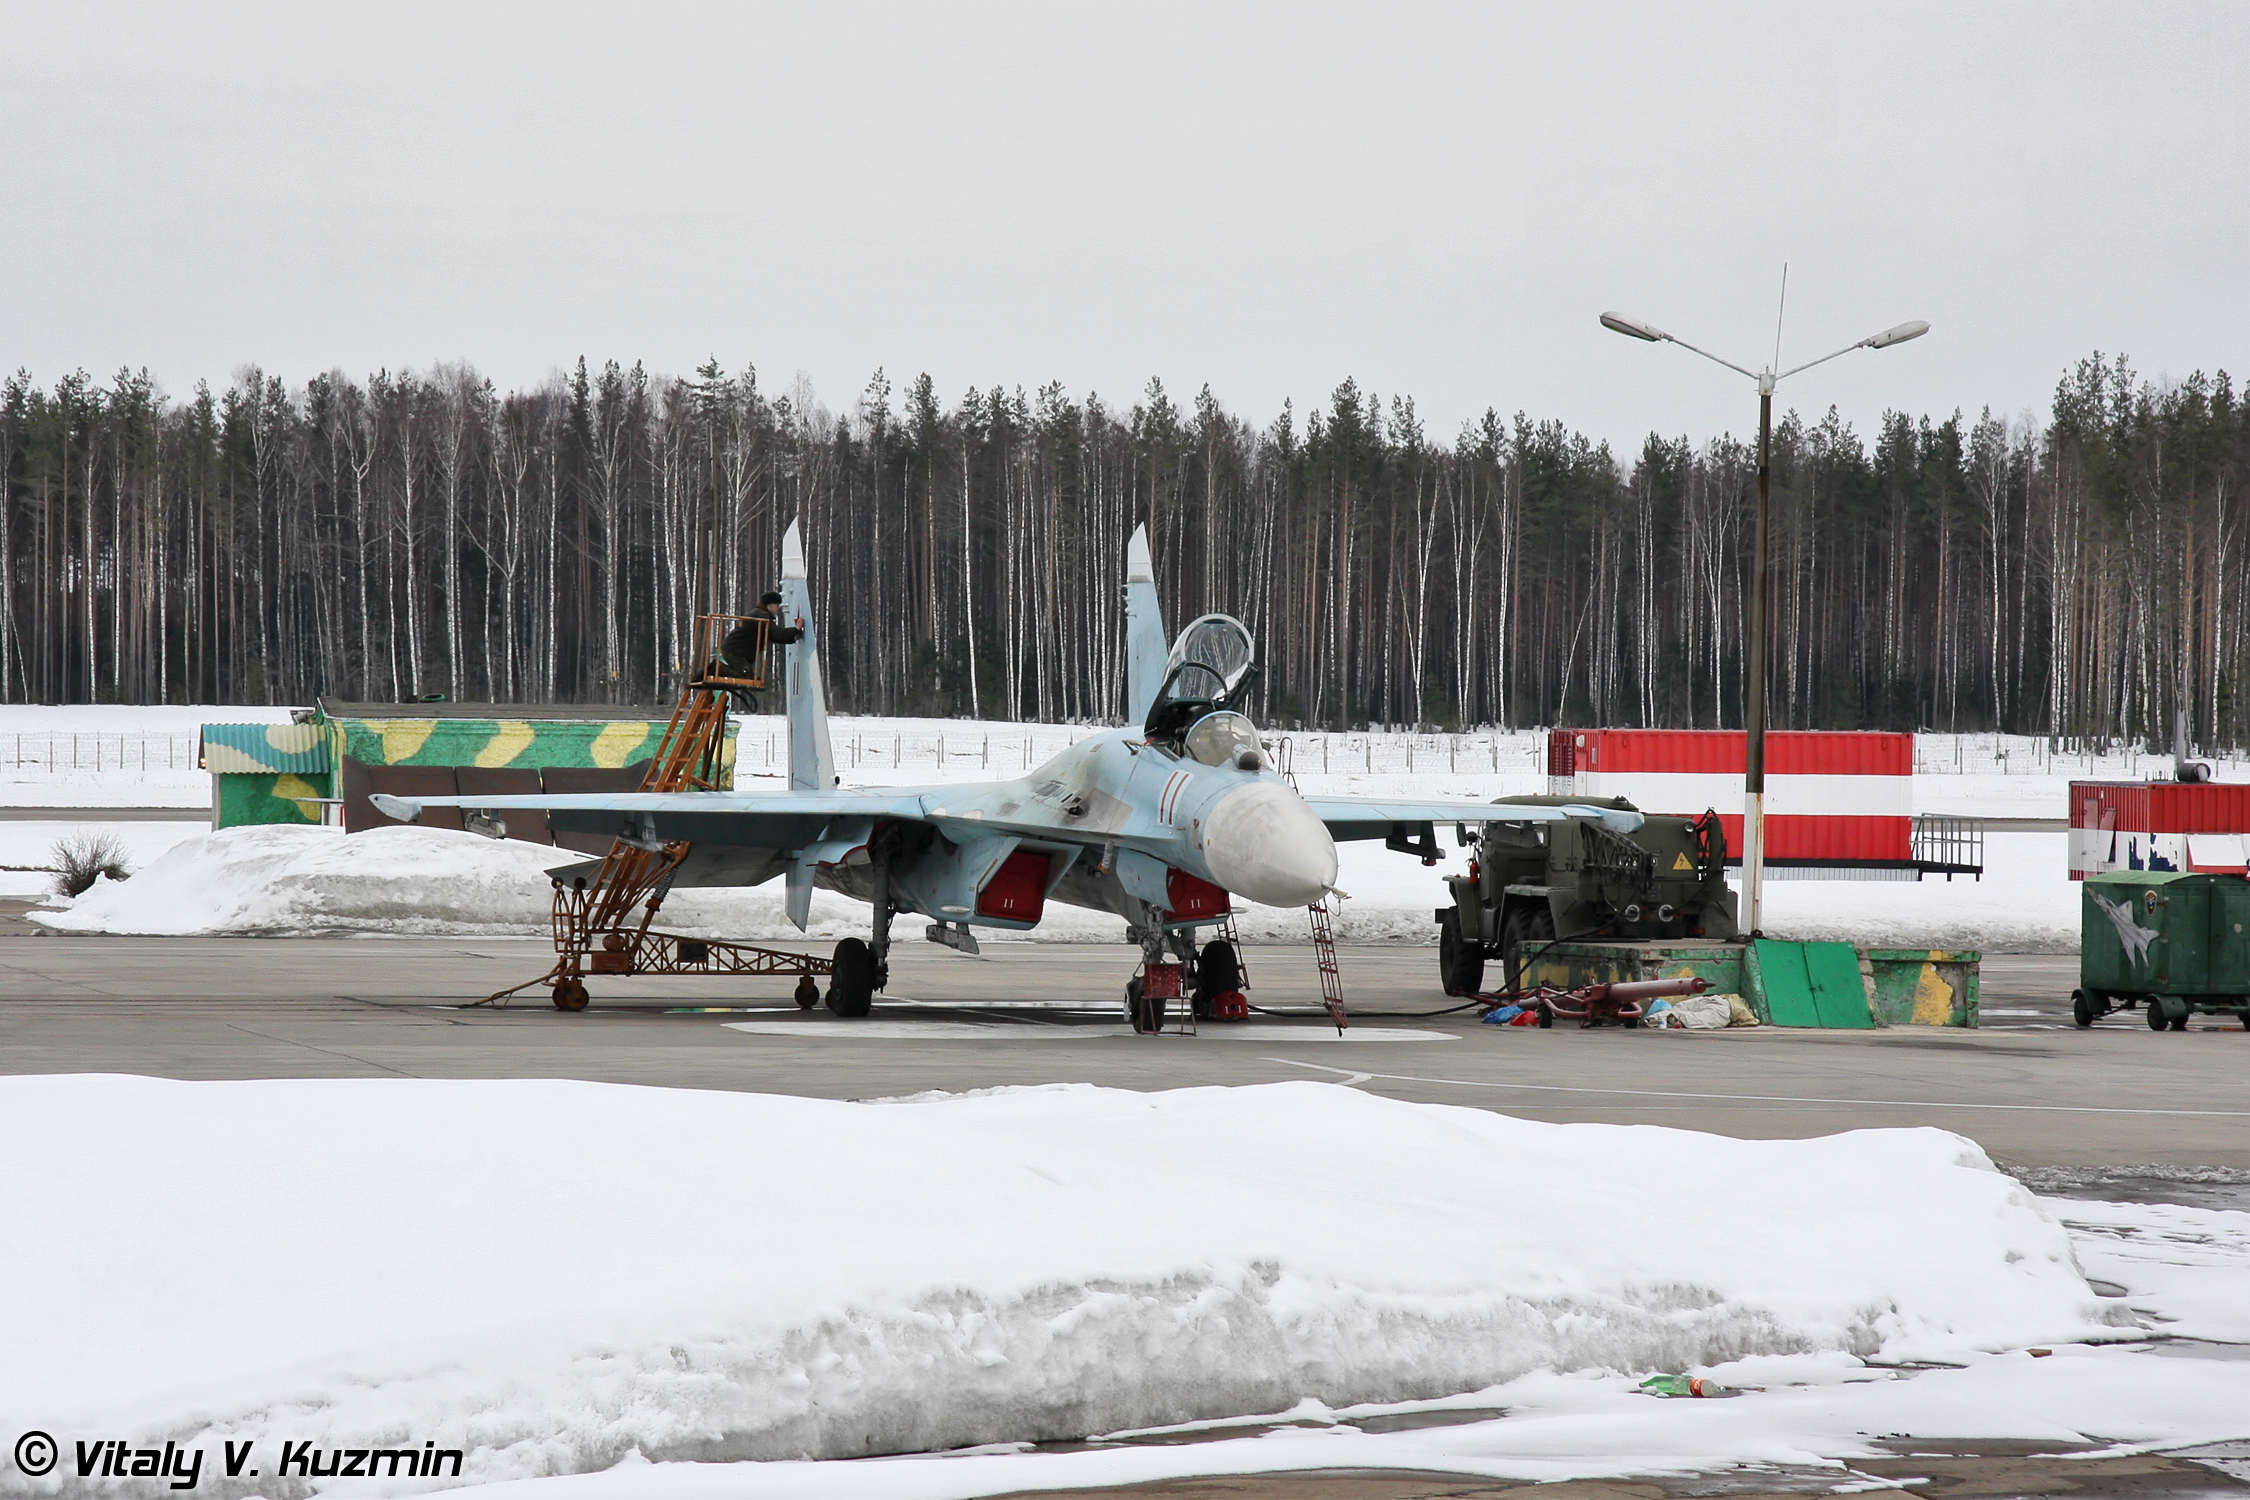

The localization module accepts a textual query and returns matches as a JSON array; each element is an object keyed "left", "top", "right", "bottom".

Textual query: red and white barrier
[
  {"left": 2068, "top": 781, "right": 2250, "bottom": 879},
  {"left": 1547, "top": 729, "right": 1913, "bottom": 867}
]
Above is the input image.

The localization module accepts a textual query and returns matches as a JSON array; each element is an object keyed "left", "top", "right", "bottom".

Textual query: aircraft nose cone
[{"left": 1201, "top": 782, "right": 1338, "bottom": 907}]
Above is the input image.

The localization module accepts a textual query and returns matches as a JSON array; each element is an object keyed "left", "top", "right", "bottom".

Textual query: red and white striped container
[
  {"left": 1547, "top": 728, "right": 1913, "bottom": 866},
  {"left": 2068, "top": 781, "right": 2250, "bottom": 879}
]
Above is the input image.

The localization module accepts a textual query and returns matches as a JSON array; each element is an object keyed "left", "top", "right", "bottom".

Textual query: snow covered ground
[
  {"left": 9, "top": 706, "right": 2245, "bottom": 813},
  {"left": 0, "top": 819, "right": 209, "bottom": 898},
  {"left": 11, "top": 1074, "right": 2240, "bottom": 1500}
]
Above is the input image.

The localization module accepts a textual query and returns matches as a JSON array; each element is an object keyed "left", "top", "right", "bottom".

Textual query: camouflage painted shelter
[{"left": 202, "top": 702, "right": 737, "bottom": 853}]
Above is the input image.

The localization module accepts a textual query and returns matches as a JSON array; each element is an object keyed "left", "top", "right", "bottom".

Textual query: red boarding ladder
[
  {"left": 482, "top": 614, "right": 836, "bottom": 1010},
  {"left": 1277, "top": 743, "right": 1346, "bottom": 1032},
  {"left": 1308, "top": 897, "right": 1347, "bottom": 1032}
]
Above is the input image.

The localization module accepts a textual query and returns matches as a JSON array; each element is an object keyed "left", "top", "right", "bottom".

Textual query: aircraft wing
[
  {"left": 366, "top": 788, "right": 1137, "bottom": 853},
  {"left": 1303, "top": 796, "right": 1645, "bottom": 841}
]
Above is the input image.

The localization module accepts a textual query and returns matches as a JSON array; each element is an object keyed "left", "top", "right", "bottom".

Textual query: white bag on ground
[{"left": 1663, "top": 993, "right": 1736, "bottom": 1029}]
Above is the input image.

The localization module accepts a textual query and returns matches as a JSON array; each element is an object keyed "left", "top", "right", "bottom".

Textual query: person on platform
[{"left": 706, "top": 593, "right": 803, "bottom": 708}]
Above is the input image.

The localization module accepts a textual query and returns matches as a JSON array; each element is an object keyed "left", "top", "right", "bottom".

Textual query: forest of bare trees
[{"left": 2, "top": 353, "right": 2243, "bottom": 747}]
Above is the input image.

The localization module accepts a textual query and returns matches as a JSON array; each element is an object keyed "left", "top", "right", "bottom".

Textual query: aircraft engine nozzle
[{"left": 1200, "top": 782, "right": 1338, "bottom": 908}]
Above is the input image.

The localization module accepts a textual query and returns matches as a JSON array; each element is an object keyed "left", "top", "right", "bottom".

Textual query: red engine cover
[
  {"left": 976, "top": 850, "right": 1052, "bottom": 921},
  {"left": 1165, "top": 869, "right": 1231, "bottom": 921}
]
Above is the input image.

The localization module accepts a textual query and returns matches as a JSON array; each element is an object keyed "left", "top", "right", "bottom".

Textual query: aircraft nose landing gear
[{"left": 1127, "top": 965, "right": 1182, "bottom": 1033}]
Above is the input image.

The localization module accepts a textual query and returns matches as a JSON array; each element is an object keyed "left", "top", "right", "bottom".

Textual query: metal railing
[{"left": 1912, "top": 814, "right": 1985, "bottom": 879}]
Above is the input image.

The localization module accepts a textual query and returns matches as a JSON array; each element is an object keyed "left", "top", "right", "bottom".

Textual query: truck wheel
[
  {"left": 2145, "top": 997, "right": 2169, "bottom": 1032},
  {"left": 1438, "top": 909, "right": 1484, "bottom": 996},
  {"left": 2071, "top": 990, "right": 2094, "bottom": 1029},
  {"left": 1501, "top": 904, "right": 1555, "bottom": 993}
]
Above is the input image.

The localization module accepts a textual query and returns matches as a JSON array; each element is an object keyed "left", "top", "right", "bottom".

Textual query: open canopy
[{"left": 1144, "top": 614, "right": 1256, "bottom": 739}]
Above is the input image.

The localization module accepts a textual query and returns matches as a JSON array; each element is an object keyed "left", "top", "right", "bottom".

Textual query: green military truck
[
  {"left": 2073, "top": 870, "right": 2250, "bottom": 1030},
  {"left": 1435, "top": 794, "right": 1740, "bottom": 995}
]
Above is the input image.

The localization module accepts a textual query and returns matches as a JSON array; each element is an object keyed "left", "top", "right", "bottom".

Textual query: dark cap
[{"left": 759, "top": 592, "right": 784, "bottom": 606}]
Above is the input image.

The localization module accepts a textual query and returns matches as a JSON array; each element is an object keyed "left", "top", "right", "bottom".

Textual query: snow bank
[
  {"left": 29, "top": 825, "right": 560, "bottom": 936},
  {"left": 439, "top": 1347, "right": 2250, "bottom": 1500},
  {"left": 0, "top": 1076, "right": 2128, "bottom": 1495}
]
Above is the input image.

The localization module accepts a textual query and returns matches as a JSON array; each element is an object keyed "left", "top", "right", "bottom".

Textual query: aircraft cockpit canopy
[{"left": 1144, "top": 614, "right": 1259, "bottom": 746}]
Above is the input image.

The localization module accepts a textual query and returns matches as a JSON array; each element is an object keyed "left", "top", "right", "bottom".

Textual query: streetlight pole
[
  {"left": 1745, "top": 377, "right": 1771, "bottom": 936},
  {"left": 1598, "top": 308, "right": 1927, "bottom": 935}
]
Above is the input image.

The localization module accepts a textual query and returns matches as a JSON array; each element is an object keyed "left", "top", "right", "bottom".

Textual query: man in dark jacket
[
  {"left": 720, "top": 593, "right": 802, "bottom": 669},
  {"left": 707, "top": 593, "right": 803, "bottom": 707}
]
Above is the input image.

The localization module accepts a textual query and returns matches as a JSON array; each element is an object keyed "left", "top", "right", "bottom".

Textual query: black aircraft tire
[
  {"left": 1192, "top": 940, "right": 1243, "bottom": 1017},
  {"left": 1127, "top": 977, "right": 1165, "bottom": 1034},
  {"left": 1438, "top": 909, "right": 1485, "bottom": 997},
  {"left": 2146, "top": 997, "right": 2170, "bottom": 1032},
  {"left": 2071, "top": 990, "right": 2094, "bottom": 1029},
  {"left": 827, "top": 938, "right": 876, "bottom": 1017}
]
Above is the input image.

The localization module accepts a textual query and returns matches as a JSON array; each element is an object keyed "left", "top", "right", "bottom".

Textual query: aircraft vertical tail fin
[
  {"left": 1124, "top": 524, "right": 1167, "bottom": 726},
  {"left": 780, "top": 521, "right": 836, "bottom": 794}
]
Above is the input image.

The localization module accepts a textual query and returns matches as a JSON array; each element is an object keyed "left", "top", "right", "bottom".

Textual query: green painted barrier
[{"left": 1748, "top": 939, "right": 1876, "bottom": 1028}]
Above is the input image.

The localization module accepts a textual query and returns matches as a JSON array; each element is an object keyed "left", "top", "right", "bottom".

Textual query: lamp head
[
  {"left": 1864, "top": 320, "right": 1929, "bottom": 350},
  {"left": 1600, "top": 312, "right": 1668, "bottom": 343}
]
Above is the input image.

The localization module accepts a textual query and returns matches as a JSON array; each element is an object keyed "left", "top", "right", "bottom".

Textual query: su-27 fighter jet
[{"left": 373, "top": 522, "right": 1643, "bottom": 1029}]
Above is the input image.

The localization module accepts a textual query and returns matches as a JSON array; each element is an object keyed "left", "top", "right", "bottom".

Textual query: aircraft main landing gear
[{"left": 828, "top": 937, "right": 877, "bottom": 1016}]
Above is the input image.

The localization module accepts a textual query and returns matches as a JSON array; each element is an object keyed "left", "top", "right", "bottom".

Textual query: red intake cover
[
  {"left": 976, "top": 850, "right": 1052, "bottom": 921},
  {"left": 1165, "top": 869, "right": 1230, "bottom": 921}
]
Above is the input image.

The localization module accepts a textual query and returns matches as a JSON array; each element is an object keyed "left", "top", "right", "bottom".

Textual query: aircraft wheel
[
  {"left": 827, "top": 938, "right": 876, "bottom": 1017},
  {"left": 552, "top": 978, "right": 589, "bottom": 1012},
  {"left": 2170, "top": 1011, "right": 2190, "bottom": 1031},
  {"left": 1126, "top": 977, "right": 1165, "bottom": 1034},
  {"left": 1192, "top": 939, "right": 1243, "bottom": 1018},
  {"left": 2071, "top": 990, "right": 2095, "bottom": 1029},
  {"left": 1438, "top": 909, "right": 1485, "bottom": 997},
  {"left": 793, "top": 975, "right": 821, "bottom": 1010},
  {"left": 2146, "top": 997, "right": 2170, "bottom": 1031}
]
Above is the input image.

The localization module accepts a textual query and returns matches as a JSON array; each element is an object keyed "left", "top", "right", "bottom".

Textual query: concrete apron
[{"left": 1525, "top": 939, "right": 1980, "bottom": 1027}]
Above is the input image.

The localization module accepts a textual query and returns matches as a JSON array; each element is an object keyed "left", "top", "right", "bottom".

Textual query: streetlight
[{"left": 1600, "top": 304, "right": 1928, "bottom": 935}]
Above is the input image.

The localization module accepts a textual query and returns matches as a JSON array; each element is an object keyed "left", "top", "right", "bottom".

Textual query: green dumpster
[{"left": 2074, "top": 870, "right": 2250, "bottom": 1031}]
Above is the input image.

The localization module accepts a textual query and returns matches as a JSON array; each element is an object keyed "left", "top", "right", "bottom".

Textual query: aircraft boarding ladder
[
  {"left": 482, "top": 614, "right": 837, "bottom": 1010},
  {"left": 1279, "top": 738, "right": 1349, "bottom": 1032}
]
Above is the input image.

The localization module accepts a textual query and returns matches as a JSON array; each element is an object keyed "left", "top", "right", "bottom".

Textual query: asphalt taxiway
[{"left": 3, "top": 913, "right": 2243, "bottom": 1170}]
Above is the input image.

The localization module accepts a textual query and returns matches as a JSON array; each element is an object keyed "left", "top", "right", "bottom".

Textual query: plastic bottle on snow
[{"left": 1638, "top": 1374, "right": 1731, "bottom": 1398}]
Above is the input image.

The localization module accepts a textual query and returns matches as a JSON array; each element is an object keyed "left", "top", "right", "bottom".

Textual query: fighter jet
[{"left": 373, "top": 522, "right": 1642, "bottom": 1028}]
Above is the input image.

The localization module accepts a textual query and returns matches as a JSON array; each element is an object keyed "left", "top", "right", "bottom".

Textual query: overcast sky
[{"left": 4, "top": 2, "right": 2243, "bottom": 451}]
